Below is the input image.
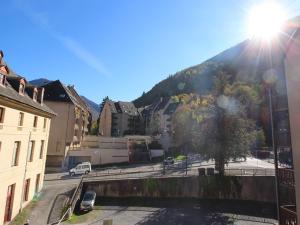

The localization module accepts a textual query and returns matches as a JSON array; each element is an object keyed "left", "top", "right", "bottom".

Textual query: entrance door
[{"left": 4, "top": 184, "right": 15, "bottom": 223}]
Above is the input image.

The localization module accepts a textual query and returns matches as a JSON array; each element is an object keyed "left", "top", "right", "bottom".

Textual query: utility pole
[
  {"left": 20, "top": 131, "right": 32, "bottom": 212},
  {"left": 268, "top": 86, "right": 281, "bottom": 224}
]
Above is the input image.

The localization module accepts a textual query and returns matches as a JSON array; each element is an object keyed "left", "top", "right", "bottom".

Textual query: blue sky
[{"left": 1, "top": 0, "right": 300, "bottom": 103}]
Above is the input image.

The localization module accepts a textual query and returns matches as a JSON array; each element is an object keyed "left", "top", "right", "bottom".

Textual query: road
[
  {"left": 27, "top": 176, "right": 80, "bottom": 225},
  {"left": 44, "top": 157, "right": 276, "bottom": 182}
]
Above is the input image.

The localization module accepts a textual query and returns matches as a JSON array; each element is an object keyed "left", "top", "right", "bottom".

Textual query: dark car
[{"left": 80, "top": 191, "right": 96, "bottom": 211}]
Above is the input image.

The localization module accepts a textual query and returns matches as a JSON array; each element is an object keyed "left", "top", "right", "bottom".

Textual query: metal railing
[
  {"left": 280, "top": 205, "right": 297, "bottom": 225},
  {"left": 83, "top": 164, "right": 275, "bottom": 181}
]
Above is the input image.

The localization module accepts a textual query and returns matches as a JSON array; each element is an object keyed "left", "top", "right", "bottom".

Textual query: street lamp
[{"left": 263, "top": 69, "right": 281, "bottom": 223}]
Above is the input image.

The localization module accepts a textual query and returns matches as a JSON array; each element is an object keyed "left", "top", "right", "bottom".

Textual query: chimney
[{"left": 37, "top": 87, "right": 45, "bottom": 105}]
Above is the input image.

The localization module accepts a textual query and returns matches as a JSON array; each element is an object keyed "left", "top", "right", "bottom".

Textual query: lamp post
[{"left": 263, "top": 70, "right": 281, "bottom": 224}]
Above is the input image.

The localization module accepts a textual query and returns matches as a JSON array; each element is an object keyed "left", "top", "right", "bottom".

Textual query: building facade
[
  {"left": 99, "top": 99, "right": 143, "bottom": 137},
  {"left": 36, "top": 80, "right": 91, "bottom": 168},
  {"left": 0, "top": 51, "right": 55, "bottom": 224}
]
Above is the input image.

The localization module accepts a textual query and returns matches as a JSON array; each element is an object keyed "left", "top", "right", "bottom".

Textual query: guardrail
[
  {"left": 280, "top": 205, "right": 297, "bottom": 225},
  {"left": 83, "top": 164, "right": 275, "bottom": 181},
  {"left": 57, "top": 177, "right": 84, "bottom": 224}
]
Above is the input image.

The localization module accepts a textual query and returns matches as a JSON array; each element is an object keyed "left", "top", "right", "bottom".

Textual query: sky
[{"left": 1, "top": 0, "right": 300, "bottom": 104}]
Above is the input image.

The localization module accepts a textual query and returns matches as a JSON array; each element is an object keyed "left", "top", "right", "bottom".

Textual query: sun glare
[{"left": 248, "top": 2, "right": 286, "bottom": 41}]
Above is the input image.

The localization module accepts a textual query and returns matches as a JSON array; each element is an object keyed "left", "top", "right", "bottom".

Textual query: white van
[{"left": 69, "top": 162, "right": 91, "bottom": 176}]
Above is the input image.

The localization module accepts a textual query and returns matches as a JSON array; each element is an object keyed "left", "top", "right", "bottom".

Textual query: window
[
  {"left": 35, "top": 174, "right": 40, "bottom": 193},
  {"left": 12, "top": 141, "right": 20, "bottom": 166},
  {"left": 40, "top": 140, "right": 44, "bottom": 159},
  {"left": 0, "top": 73, "right": 6, "bottom": 85},
  {"left": 33, "top": 116, "right": 38, "bottom": 128},
  {"left": 23, "top": 179, "right": 30, "bottom": 202},
  {"left": 19, "top": 82, "right": 25, "bottom": 94},
  {"left": 28, "top": 141, "right": 35, "bottom": 162},
  {"left": 43, "top": 118, "right": 47, "bottom": 129},
  {"left": 4, "top": 184, "right": 15, "bottom": 222},
  {"left": 18, "top": 112, "right": 24, "bottom": 126},
  {"left": 0, "top": 107, "right": 5, "bottom": 123}
]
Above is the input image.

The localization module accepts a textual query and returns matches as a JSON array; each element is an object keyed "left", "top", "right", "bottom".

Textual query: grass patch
[
  {"left": 66, "top": 210, "right": 99, "bottom": 224},
  {"left": 175, "top": 155, "right": 187, "bottom": 161},
  {"left": 9, "top": 201, "right": 37, "bottom": 225}
]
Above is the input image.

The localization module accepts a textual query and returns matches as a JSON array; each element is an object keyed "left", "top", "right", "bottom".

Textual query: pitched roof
[
  {"left": 116, "top": 101, "right": 139, "bottom": 116},
  {"left": 0, "top": 74, "right": 55, "bottom": 116},
  {"left": 37, "top": 80, "right": 87, "bottom": 111},
  {"left": 67, "top": 85, "right": 90, "bottom": 112}
]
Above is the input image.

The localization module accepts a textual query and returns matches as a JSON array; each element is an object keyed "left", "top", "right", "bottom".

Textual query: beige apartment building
[
  {"left": 0, "top": 51, "right": 55, "bottom": 224},
  {"left": 34, "top": 80, "right": 92, "bottom": 168},
  {"left": 99, "top": 98, "right": 143, "bottom": 137}
]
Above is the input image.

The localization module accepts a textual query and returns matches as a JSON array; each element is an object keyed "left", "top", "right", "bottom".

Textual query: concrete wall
[
  {"left": 83, "top": 176, "right": 276, "bottom": 203},
  {"left": 284, "top": 30, "right": 300, "bottom": 221},
  {"left": 0, "top": 103, "right": 51, "bottom": 225},
  {"left": 67, "top": 148, "right": 129, "bottom": 166}
]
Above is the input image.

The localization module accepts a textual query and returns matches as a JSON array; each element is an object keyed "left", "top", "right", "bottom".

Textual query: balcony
[
  {"left": 280, "top": 205, "right": 297, "bottom": 225},
  {"left": 278, "top": 168, "right": 295, "bottom": 187}
]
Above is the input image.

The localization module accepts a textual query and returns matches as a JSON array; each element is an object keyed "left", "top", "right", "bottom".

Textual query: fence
[
  {"left": 83, "top": 164, "right": 275, "bottom": 182},
  {"left": 57, "top": 177, "right": 84, "bottom": 224}
]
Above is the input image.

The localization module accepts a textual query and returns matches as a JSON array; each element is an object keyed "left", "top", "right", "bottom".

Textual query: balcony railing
[
  {"left": 280, "top": 205, "right": 297, "bottom": 225},
  {"left": 278, "top": 168, "right": 295, "bottom": 187}
]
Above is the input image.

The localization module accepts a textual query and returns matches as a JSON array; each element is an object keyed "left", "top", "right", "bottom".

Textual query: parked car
[
  {"left": 69, "top": 162, "right": 91, "bottom": 176},
  {"left": 164, "top": 157, "right": 175, "bottom": 165},
  {"left": 80, "top": 190, "right": 96, "bottom": 211}
]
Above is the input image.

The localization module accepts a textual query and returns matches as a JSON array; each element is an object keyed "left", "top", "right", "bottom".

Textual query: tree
[
  {"left": 172, "top": 70, "right": 264, "bottom": 175},
  {"left": 90, "top": 121, "right": 99, "bottom": 135}
]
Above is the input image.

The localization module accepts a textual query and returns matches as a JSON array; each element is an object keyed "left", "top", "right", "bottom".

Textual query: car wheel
[
  {"left": 70, "top": 172, "right": 75, "bottom": 176},
  {"left": 85, "top": 171, "right": 89, "bottom": 175}
]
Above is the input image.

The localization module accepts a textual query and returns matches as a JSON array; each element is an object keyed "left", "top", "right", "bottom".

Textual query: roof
[
  {"left": 67, "top": 85, "right": 90, "bottom": 112},
  {"left": 37, "top": 80, "right": 88, "bottom": 112},
  {"left": 0, "top": 74, "right": 55, "bottom": 116},
  {"left": 116, "top": 101, "right": 138, "bottom": 116}
]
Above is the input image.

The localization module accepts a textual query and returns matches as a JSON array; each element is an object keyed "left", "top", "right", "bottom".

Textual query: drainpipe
[
  {"left": 63, "top": 104, "right": 71, "bottom": 170},
  {"left": 20, "top": 131, "right": 32, "bottom": 212}
]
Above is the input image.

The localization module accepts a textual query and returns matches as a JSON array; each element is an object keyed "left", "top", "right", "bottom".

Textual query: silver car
[{"left": 80, "top": 191, "right": 96, "bottom": 211}]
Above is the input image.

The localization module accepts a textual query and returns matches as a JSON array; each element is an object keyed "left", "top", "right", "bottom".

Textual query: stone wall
[{"left": 83, "top": 176, "right": 276, "bottom": 203}]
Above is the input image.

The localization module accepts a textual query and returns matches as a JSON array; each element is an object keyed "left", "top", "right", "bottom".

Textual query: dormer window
[{"left": 0, "top": 74, "right": 6, "bottom": 86}]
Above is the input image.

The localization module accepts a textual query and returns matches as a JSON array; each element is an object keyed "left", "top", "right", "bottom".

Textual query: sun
[{"left": 248, "top": 2, "right": 286, "bottom": 41}]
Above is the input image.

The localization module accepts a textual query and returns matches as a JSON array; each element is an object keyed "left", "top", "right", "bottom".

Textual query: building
[
  {"left": 35, "top": 80, "right": 92, "bottom": 168},
  {"left": 0, "top": 51, "right": 55, "bottom": 224},
  {"left": 142, "top": 97, "right": 179, "bottom": 150},
  {"left": 66, "top": 135, "right": 160, "bottom": 168},
  {"left": 99, "top": 98, "right": 143, "bottom": 137},
  {"left": 276, "top": 18, "right": 300, "bottom": 224}
]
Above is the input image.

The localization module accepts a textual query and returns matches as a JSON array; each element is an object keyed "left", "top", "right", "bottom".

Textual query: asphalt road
[{"left": 45, "top": 157, "right": 275, "bottom": 182}]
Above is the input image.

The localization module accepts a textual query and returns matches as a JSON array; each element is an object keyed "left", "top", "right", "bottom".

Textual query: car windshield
[
  {"left": 83, "top": 193, "right": 95, "bottom": 201},
  {"left": 2, "top": 1, "right": 299, "bottom": 224}
]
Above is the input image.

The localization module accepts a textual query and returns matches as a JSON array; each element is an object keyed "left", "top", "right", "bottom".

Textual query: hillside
[{"left": 133, "top": 38, "right": 285, "bottom": 107}]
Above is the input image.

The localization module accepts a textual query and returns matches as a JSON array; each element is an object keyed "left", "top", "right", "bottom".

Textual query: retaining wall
[{"left": 83, "top": 176, "right": 276, "bottom": 203}]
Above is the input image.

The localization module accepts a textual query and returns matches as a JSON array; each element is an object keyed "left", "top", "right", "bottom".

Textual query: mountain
[
  {"left": 80, "top": 95, "right": 100, "bottom": 122},
  {"left": 30, "top": 78, "right": 51, "bottom": 86},
  {"left": 133, "top": 36, "right": 287, "bottom": 108}
]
